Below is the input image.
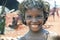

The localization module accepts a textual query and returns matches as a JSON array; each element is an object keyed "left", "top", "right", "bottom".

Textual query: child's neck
[{"left": 29, "top": 28, "right": 43, "bottom": 34}]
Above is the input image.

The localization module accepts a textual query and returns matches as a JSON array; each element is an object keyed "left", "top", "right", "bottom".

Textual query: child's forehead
[{"left": 25, "top": 8, "right": 43, "bottom": 16}]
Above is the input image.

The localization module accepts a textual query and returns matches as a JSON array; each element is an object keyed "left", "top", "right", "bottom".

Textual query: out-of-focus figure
[{"left": 51, "top": 1, "right": 59, "bottom": 19}]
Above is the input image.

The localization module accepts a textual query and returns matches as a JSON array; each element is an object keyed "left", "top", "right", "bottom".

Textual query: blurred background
[{"left": 0, "top": 0, "right": 60, "bottom": 40}]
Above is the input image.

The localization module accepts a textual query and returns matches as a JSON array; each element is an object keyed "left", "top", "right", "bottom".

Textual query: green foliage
[
  {"left": 0, "top": 6, "right": 5, "bottom": 34},
  {"left": 0, "top": 16, "right": 5, "bottom": 34}
]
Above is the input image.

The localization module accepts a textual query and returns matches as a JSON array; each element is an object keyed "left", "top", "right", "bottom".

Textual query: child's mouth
[
  {"left": 31, "top": 25, "right": 39, "bottom": 28},
  {"left": 30, "top": 24, "right": 41, "bottom": 31}
]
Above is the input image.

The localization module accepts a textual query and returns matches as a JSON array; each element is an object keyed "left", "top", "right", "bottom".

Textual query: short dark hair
[{"left": 19, "top": 0, "right": 50, "bottom": 25}]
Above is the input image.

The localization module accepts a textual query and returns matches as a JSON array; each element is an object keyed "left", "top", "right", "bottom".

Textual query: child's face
[{"left": 25, "top": 8, "right": 44, "bottom": 32}]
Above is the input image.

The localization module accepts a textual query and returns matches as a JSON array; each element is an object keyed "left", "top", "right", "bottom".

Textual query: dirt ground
[{"left": 45, "top": 15, "right": 60, "bottom": 35}]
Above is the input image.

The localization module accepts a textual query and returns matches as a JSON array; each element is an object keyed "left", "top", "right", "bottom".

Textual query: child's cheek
[
  {"left": 38, "top": 19, "right": 44, "bottom": 25},
  {"left": 26, "top": 20, "right": 31, "bottom": 25}
]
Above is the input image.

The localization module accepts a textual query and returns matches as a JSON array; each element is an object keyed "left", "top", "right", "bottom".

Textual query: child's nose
[{"left": 32, "top": 18, "right": 37, "bottom": 23}]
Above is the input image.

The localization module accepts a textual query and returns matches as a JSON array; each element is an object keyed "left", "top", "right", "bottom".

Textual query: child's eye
[{"left": 36, "top": 15, "right": 42, "bottom": 18}]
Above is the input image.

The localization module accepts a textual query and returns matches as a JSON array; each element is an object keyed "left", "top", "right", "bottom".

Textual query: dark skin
[{"left": 25, "top": 8, "right": 44, "bottom": 32}]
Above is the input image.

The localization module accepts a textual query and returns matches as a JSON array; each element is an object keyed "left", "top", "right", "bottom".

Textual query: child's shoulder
[
  {"left": 42, "top": 29, "right": 49, "bottom": 35},
  {"left": 42, "top": 29, "right": 58, "bottom": 36},
  {"left": 42, "top": 29, "right": 58, "bottom": 40}
]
